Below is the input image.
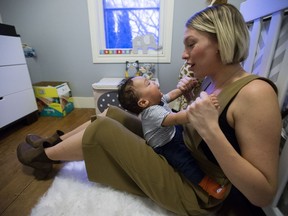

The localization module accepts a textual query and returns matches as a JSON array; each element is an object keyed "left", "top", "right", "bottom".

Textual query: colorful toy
[{"left": 125, "top": 61, "right": 140, "bottom": 78}]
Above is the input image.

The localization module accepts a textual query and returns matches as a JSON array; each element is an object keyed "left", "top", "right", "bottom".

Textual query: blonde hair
[{"left": 186, "top": 4, "right": 249, "bottom": 64}]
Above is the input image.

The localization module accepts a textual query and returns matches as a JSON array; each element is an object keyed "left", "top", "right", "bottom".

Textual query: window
[{"left": 87, "top": 0, "right": 174, "bottom": 63}]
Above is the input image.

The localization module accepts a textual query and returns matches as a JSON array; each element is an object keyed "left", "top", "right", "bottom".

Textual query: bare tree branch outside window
[{"left": 103, "top": 0, "right": 160, "bottom": 49}]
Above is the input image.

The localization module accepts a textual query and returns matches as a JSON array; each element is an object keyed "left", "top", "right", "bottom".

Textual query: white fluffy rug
[{"left": 31, "top": 161, "right": 176, "bottom": 216}]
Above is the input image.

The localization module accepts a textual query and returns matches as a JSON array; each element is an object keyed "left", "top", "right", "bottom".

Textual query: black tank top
[
  {"left": 199, "top": 94, "right": 266, "bottom": 216},
  {"left": 199, "top": 95, "right": 238, "bottom": 165}
]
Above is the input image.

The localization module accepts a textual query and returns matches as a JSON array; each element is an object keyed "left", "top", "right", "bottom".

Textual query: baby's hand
[
  {"left": 190, "top": 77, "right": 199, "bottom": 88},
  {"left": 177, "top": 76, "right": 198, "bottom": 93},
  {"left": 209, "top": 94, "right": 220, "bottom": 109}
]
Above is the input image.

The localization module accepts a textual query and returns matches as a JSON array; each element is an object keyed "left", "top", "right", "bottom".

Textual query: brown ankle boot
[
  {"left": 17, "top": 142, "right": 56, "bottom": 179},
  {"left": 26, "top": 130, "right": 64, "bottom": 148}
]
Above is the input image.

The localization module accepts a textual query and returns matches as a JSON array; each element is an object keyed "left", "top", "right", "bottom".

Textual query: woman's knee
[
  {"left": 106, "top": 106, "right": 143, "bottom": 137},
  {"left": 83, "top": 116, "right": 114, "bottom": 145}
]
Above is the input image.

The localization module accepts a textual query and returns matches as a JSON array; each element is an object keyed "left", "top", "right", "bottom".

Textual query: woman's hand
[{"left": 187, "top": 91, "right": 219, "bottom": 138}]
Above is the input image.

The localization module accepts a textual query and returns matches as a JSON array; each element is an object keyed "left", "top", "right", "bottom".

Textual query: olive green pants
[{"left": 82, "top": 106, "right": 222, "bottom": 216}]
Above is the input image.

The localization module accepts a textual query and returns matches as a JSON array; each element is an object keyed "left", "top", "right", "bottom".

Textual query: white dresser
[{"left": 0, "top": 24, "right": 38, "bottom": 129}]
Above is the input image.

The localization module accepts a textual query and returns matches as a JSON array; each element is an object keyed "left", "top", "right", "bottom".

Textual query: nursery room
[{"left": 0, "top": 0, "right": 288, "bottom": 215}]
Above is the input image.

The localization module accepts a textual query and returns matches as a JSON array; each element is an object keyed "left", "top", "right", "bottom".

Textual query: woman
[{"left": 17, "top": 3, "right": 281, "bottom": 216}]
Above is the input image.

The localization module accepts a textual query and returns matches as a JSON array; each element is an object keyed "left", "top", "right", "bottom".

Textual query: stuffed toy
[
  {"left": 125, "top": 61, "right": 140, "bottom": 78},
  {"left": 139, "top": 63, "right": 155, "bottom": 80}
]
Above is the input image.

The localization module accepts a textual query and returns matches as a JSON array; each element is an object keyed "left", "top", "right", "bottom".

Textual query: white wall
[{"left": 0, "top": 0, "right": 244, "bottom": 107}]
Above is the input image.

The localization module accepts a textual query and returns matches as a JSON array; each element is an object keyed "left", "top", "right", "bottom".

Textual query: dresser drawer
[
  {"left": 0, "top": 88, "right": 37, "bottom": 128},
  {"left": 0, "top": 35, "right": 26, "bottom": 66},
  {"left": 0, "top": 64, "right": 33, "bottom": 97}
]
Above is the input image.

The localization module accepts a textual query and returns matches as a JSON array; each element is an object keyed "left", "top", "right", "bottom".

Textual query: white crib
[{"left": 240, "top": 0, "right": 288, "bottom": 215}]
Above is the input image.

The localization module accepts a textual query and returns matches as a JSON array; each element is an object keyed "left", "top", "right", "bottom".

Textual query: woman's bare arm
[{"left": 187, "top": 80, "right": 281, "bottom": 207}]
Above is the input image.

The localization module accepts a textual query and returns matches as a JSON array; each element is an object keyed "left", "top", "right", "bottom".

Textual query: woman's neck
[{"left": 207, "top": 64, "right": 247, "bottom": 95}]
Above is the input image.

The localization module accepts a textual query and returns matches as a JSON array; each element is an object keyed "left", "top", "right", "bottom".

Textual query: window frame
[{"left": 87, "top": 0, "right": 174, "bottom": 63}]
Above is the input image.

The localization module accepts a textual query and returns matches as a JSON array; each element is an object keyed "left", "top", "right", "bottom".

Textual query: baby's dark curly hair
[{"left": 118, "top": 77, "right": 143, "bottom": 115}]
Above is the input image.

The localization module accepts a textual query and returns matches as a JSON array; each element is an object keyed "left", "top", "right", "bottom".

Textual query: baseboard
[{"left": 72, "top": 97, "right": 95, "bottom": 108}]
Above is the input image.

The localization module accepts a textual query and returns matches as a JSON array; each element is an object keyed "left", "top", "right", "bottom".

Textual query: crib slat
[
  {"left": 243, "top": 19, "right": 261, "bottom": 73},
  {"left": 258, "top": 11, "right": 283, "bottom": 78}
]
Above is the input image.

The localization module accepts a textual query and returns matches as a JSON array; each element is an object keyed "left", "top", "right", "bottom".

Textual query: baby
[{"left": 118, "top": 76, "right": 227, "bottom": 199}]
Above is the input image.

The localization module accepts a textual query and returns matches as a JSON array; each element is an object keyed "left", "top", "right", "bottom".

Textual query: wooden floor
[{"left": 0, "top": 108, "right": 95, "bottom": 216}]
